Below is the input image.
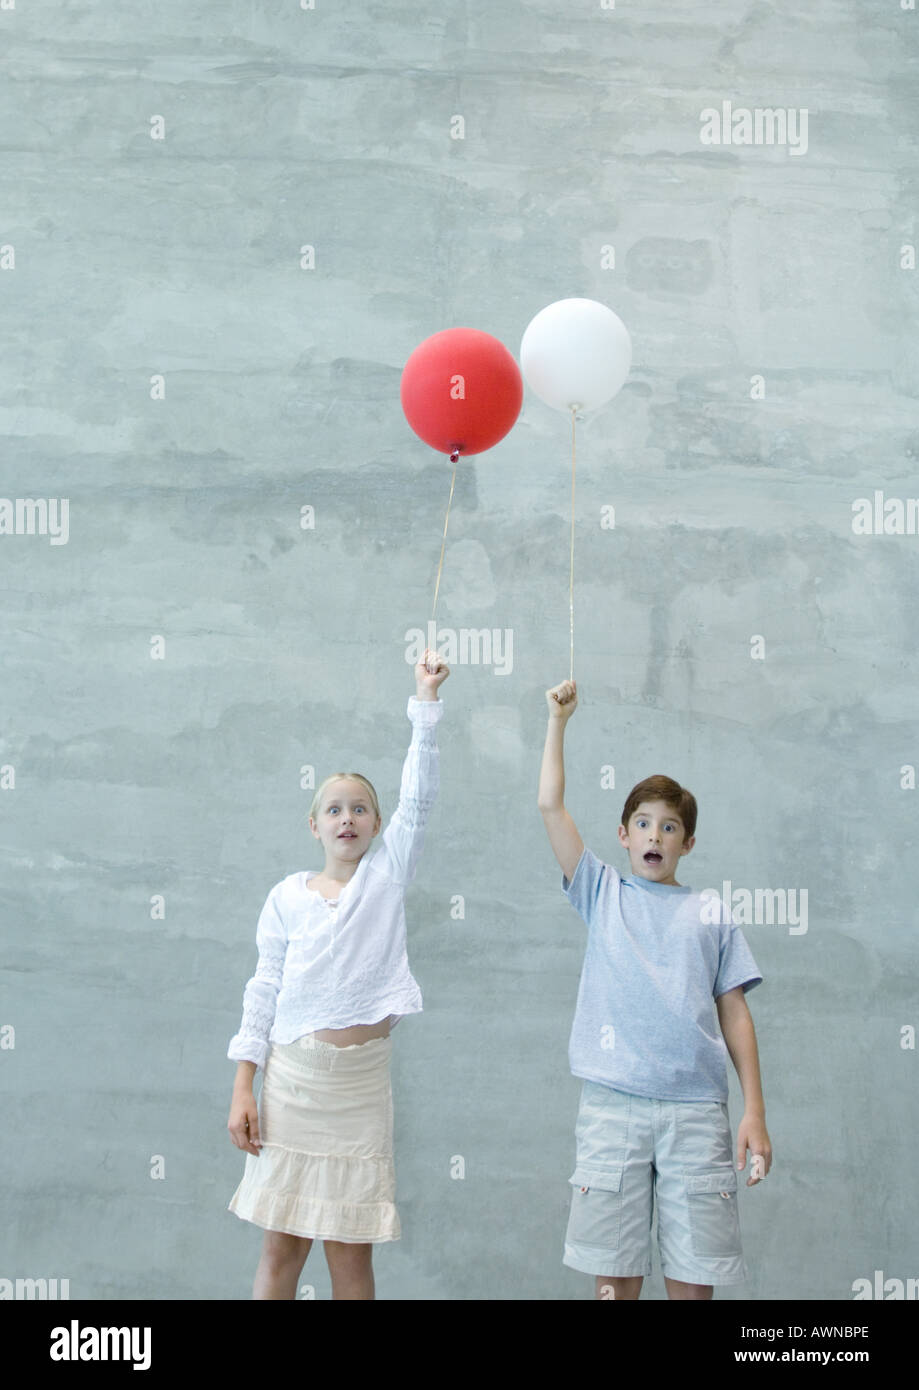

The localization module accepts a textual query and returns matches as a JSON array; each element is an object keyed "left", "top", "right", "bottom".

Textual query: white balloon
[{"left": 520, "top": 297, "right": 632, "bottom": 413}]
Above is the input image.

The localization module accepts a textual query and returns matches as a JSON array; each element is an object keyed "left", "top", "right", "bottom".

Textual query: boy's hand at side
[
  {"left": 737, "top": 1113, "right": 772, "bottom": 1186},
  {"left": 716, "top": 987, "right": 771, "bottom": 1186},
  {"left": 416, "top": 648, "right": 449, "bottom": 701}
]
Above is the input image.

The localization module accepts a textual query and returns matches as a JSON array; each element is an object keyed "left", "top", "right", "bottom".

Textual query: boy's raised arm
[{"left": 537, "top": 679, "right": 584, "bottom": 884}]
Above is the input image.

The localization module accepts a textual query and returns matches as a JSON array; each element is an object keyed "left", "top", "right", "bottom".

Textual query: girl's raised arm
[{"left": 373, "top": 650, "right": 448, "bottom": 886}]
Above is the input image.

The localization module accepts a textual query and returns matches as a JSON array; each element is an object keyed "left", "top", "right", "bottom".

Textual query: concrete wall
[{"left": 1, "top": 0, "right": 917, "bottom": 1300}]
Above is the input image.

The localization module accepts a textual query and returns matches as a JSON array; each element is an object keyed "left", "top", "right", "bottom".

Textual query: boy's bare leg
[
  {"left": 253, "top": 1231, "right": 313, "bottom": 1299},
  {"left": 597, "top": 1275, "right": 643, "bottom": 1300},
  {"left": 664, "top": 1277, "right": 713, "bottom": 1300},
  {"left": 324, "top": 1240, "right": 375, "bottom": 1300}
]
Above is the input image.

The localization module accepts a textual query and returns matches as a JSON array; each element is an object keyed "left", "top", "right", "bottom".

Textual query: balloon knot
[{"left": 449, "top": 448, "right": 460, "bottom": 463}]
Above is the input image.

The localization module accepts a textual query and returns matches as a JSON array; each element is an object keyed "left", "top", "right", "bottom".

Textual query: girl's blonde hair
[{"left": 308, "top": 773, "right": 381, "bottom": 826}]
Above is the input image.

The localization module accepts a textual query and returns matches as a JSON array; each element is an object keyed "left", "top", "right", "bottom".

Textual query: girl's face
[{"left": 309, "top": 779, "right": 381, "bottom": 863}]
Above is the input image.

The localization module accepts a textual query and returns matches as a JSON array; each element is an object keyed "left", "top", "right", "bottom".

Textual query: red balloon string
[{"left": 431, "top": 452, "right": 459, "bottom": 626}]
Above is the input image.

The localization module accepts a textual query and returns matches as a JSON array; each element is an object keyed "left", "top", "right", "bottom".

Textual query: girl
[{"left": 226, "top": 650, "right": 449, "bottom": 1299}]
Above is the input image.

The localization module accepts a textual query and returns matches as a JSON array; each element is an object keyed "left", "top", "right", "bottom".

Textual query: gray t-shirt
[{"left": 562, "top": 847, "right": 763, "bottom": 1102}]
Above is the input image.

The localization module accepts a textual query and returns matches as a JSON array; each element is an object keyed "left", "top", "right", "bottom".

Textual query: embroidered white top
[{"left": 227, "top": 695, "right": 443, "bottom": 1071}]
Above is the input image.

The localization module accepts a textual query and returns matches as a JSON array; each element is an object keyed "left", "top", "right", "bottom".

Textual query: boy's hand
[
  {"left": 546, "top": 679, "right": 577, "bottom": 720},
  {"left": 737, "top": 1113, "right": 772, "bottom": 1186},
  {"left": 416, "top": 648, "right": 449, "bottom": 699}
]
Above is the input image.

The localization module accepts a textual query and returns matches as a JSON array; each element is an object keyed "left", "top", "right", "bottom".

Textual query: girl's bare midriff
[
  {"left": 306, "top": 876, "right": 392, "bottom": 1047},
  {"left": 310, "top": 1018, "right": 392, "bottom": 1047}
]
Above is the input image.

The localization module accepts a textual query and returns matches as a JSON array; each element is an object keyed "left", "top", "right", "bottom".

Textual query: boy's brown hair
[{"left": 621, "top": 775, "right": 697, "bottom": 842}]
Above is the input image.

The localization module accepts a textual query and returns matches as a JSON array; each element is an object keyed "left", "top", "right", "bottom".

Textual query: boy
[{"left": 537, "top": 678, "right": 772, "bottom": 1300}]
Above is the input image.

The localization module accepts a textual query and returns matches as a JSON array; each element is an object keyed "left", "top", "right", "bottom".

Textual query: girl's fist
[{"left": 416, "top": 648, "right": 450, "bottom": 694}]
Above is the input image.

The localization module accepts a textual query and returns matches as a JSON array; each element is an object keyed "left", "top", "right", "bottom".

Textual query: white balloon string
[
  {"left": 431, "top": 455, "right": 459, "bottom": 626},
  {"left": 570, "top": 406, "right": 576, "bottom": 682}
]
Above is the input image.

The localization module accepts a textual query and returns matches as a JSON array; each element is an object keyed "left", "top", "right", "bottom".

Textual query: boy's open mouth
[{"left": 643, "top": 851, "right": 663, "bottom": 863}]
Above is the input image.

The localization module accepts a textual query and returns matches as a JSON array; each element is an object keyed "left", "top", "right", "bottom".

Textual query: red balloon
[{"left": 400, "top": 327, "right": 523, "bottom": 457}]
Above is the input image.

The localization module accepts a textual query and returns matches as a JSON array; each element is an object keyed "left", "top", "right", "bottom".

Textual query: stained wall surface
[{"left": 1, "top": 1, "right": 917, "bottom": 1301}]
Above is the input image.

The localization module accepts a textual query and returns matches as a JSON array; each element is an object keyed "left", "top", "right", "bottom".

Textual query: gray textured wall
[{"left": 2, "top": 0, "right": 917, "bottom": 1301}]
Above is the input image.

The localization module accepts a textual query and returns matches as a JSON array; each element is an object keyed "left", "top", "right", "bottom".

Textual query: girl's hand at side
[
  {"left": 546, "top": 679, "right": 577, "bottom": 720},
  {"left": 416, "top": 648, "right": 450, "bottom": 699},
  {"left": 228, "top": 1089, "right": 263, "bottom": 1157}
]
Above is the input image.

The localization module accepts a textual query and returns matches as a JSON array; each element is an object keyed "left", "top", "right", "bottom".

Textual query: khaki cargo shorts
[{"left": 564, "top": 1081, "right": 747, "bottom": 1286}]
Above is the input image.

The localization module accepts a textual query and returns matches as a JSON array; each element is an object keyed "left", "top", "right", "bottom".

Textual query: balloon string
[
  {"left": 569, "top": 407, "right": 576, "bottom": 682},
  {"left": 431, "top": 454, "right": 459, "bottom": 626}
]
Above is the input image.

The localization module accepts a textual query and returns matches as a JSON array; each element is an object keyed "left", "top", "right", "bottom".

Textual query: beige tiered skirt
[{"left": 228, "top": 1034, "right": 399, "bottom": 1243}]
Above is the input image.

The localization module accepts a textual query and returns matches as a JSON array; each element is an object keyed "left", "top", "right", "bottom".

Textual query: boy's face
[
  {"left": 618, "top": 799, "right": 695, "bottom": 886},
  {"left": 309, "top": 779, "right": 381, "bottom": 862}
]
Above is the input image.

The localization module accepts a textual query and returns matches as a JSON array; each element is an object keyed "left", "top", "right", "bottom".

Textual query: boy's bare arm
[
  {"left": 716, "top": 986, "right": 773, "bottom": 1185},
  {"left": 537, "top": 680, "right": 584, "bottom": 883}
]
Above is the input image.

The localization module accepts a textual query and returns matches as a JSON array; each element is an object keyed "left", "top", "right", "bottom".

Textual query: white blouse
[{"left": 227, "top": 695, "right": 443, "bottom": 1071}]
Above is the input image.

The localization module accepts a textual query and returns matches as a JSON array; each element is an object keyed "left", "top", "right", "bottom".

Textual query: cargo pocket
[
  {"left": 566, "top": 1165, "right": 623, "bottom": 1252},
  {"left": 685, "top": 1169, "right": 740, "bottom": 1258}
]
